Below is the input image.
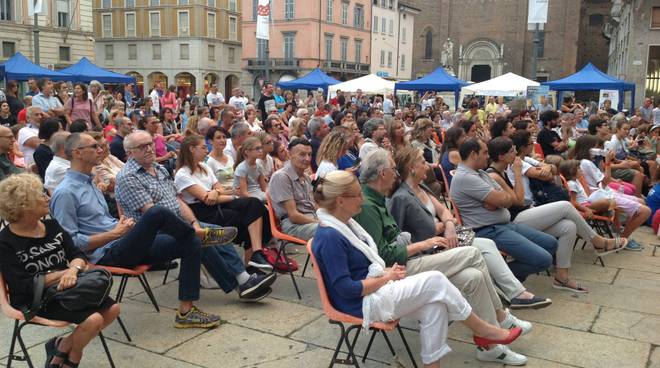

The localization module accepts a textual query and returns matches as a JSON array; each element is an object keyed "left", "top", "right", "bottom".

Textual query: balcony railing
[
  {"left": 245, "top": 58, "right": 300, "bottom": 70},
  {"left": 321, "top": 60, "right": 370, "bottom": 74}
]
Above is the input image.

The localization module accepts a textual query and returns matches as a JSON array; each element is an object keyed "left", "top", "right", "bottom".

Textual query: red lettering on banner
[{"left": 257, "top": 4, "right": 270, "bottom": 16}]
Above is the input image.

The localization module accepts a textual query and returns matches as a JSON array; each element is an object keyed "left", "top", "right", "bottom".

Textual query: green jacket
[
  {"left": 353, "top": 185, "right": 408, "bottom": 266},
  {"left": 0, "top": 153, "right": 21, "bottom": 182}
]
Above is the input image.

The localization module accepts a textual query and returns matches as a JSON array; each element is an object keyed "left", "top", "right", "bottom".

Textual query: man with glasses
[
  {"left": 31, "top": 78, "right": 66, "bottom": 120},
  {"left": 0, "top": 126, "right": 21, "bottom": 180},
  {"left": 225, "top": 122, "right": 251, "bottom": 161},
  {"left": 268, "top": 138, "right": 318, "bottom": 241}
]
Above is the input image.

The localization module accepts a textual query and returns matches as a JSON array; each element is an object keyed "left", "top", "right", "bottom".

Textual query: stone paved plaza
[{"left": 2, "top": 227, "right": 660, "bottom": 368}]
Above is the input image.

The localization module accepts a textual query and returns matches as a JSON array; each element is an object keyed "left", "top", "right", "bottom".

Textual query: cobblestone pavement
[{"left": 2, "top": 227, "right": 660, "bottom": 367}]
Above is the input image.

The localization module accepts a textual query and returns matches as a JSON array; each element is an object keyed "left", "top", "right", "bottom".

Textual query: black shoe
[
  {"left": 149, "top": 261, "right": 179, "bottom": 271},
  {"left": 239, "top": 272, "right": 277, "bottom": 299},
  {"left": 248, "top": 250, "right": 274, "bottom": 271},
  {"left": 239, "top": 287, "right": 272, "bottom": 303},
  {"left": 246, "top": 265, "right": 268, "bottom": 275},
  {"left": 509, "top": 296, "right": 552, "bottom": 309}
]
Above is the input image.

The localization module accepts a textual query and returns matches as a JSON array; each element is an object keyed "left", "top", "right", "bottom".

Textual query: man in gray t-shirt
[{"left": 450, "top": 138, "right": 557, "bottom": 282}]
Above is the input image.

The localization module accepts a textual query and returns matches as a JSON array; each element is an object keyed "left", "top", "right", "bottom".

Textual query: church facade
[{"left": 408, "top": 0, "right": 602, "bottom": 83}]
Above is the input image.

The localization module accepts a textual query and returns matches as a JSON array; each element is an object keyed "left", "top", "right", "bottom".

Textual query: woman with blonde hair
[
  {"left": 0, "top": 173, "right": 119, "bottom": 368},
  {"left": 233, "top": 136, "right": 268, "bottom": 202},
  {"left": 315, "top": 126, "right": 355, "bottom": 178},
  {"left": 184, "top": 115, "right": 201, "bottom": 136},
  {"left": 386, "top": 118, "right": 407, "bottom": 153},
  {"left": 288, "top": 117, "right": 307, "bottom": 141},
  {"left": 312, "top": 170, "right": 522, "bottom": 368}
]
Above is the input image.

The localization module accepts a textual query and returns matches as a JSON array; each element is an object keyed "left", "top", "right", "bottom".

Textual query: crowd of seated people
[{"left": 2, "top": 78, "right": 660, "bottom": 366}]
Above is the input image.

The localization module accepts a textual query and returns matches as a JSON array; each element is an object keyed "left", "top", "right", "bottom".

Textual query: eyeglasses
[
  {"left": 77, "top": 143, "right": 100, "bottom": 150},
  {"left": 130, "top": 142, "right": 155, "bottom": 151},
  {"left": 250, "top": 146, "right": 264, "bottom": 151},
  {"left": 0, "top": 135, "right": 14, "bottom": 139}
]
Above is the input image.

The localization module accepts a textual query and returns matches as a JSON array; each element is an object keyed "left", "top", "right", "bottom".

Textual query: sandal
[
  {"left": 593, "top": 236, "right": 627, "bottom": 255},
  {"left": 61, "top": 358, "right": 79, "bottom": 368},
  {"left": 44, "top": 337, "right": 68, "bottom": 368},
  {"left": 552, "top": 277, "right": 588, "bottom": 293}
]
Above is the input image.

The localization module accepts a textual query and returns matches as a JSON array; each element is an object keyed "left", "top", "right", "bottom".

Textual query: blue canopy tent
[
  {"left": 542, "top": 63, "right": 636, "bottom": 113},
  {"left": 0, "top": 52, "right": 73, "bottom": 81},
  {"left": 60, "top": 57, "right": 136, "bottom": 84},
  {"left": 394, "top": 67, "right": 469, "bottom": 110},
  {"left": 277, "top": 68, "right": 340, "bottom": 94}
]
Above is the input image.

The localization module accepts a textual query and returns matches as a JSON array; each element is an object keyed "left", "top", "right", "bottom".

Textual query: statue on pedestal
[{"left": 441, "top": 38, "right": 454, "bottom": 69}]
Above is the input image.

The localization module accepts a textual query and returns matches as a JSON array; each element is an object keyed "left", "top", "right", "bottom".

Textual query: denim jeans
[
  {"left": 199, "top": 222, "right": 246, "bottom": 293},
  {"left": 98, "top": 206, "right": 201, "bottom": 302},
  {"left": 475, "top": 222, "right": 558, "bottom": 282}
]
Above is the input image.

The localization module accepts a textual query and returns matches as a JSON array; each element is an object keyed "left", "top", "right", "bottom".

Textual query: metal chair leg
[
  {"left": 7, "top": 320, "right": 19, "bottom": 368},
  {"left": 138, "top": 274, "right": 160, "bottom": 312},
  {"left": 361, "top": 330, "right": 379, "bottom": 362},
  {"left": 115, "top": 275, "right": 128, "bottom": 302},
  {"left": 15, "top": 322, "right": 34, "bottom": 368},
  {"left": 99, "top": 332, "right": 116, "bottom": 368},
  {"left": 162, "top": 267, "right": 170, "bottom": 285},
  {"left": 278, "top": 241, "right": 301, "bottom": 299},
  {"left": 381, "top": 329, "right": 397, "bottom": 356},
  {"left": 116, "top": 315, "right": 132, "bottom": 342},
  {"left": 397, "top": 325, "right": 418, "bottom": 368},
  {"left": 329, "top": 321, "right": 346, "bottom": 368},
  {"left": 301, "top": 254, "right": 311, "bottom": 278},
  {"left": 343, "top": 325, "right": 361, "bottom": 368}
]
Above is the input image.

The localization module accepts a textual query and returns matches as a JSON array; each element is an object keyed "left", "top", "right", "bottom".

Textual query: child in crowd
[
  {"left": 543, "top": 155, "right": 564, "bottom": 188},
  {"left": 234, "top": 136, "right": 268, "bottom": 202}
]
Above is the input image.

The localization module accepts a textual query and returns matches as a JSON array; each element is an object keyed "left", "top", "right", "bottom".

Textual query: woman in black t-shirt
[
  {"left": 0, "top": 174, "right": 119, "bottom": 368},
  {"left": 0, "top": 101, "right": 17, "bottom": 127}
]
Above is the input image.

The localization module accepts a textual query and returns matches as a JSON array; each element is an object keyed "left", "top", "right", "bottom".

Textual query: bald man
[{"left": 0, "top": 126, "right": 21, "bottom": 180}]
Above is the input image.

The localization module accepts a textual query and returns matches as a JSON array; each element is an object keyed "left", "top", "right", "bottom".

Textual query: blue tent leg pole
[
  {"left": 630, "top": 88, "right": 635, "bottom": 116},
  {"left": 618, "top": 89, "right": 624, "bottom": 113}
]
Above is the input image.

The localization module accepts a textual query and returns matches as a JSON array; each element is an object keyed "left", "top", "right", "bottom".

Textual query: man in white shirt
[
  {"left": 18, "top": 106, "right": 44, "bottom": 166},
  {"left": 149, "top": 82, "right": 163, "bottom": 114},
  {"left": 31, "top": 78, "right": 65, "bottom": 119},
  {"left": 228, "top": 87, "right": 248, "bottom": 113},
  {"left": 639, "top": 98, "right": 654, "bottom": 123},
  {"left": 206, "top": 84, "right": 225, "bottom": 109},
  {"left": 653, "top": 100, "right": 660, "bottom": 127},
  {"left": 225, "top": 122, "right": 251, "bottom": 161},
  {"left": 382, "top": 94, "right": 394, "bottom": 116},
  {"left": 44, "top": 131, "right": 71, "bottom": 194}
]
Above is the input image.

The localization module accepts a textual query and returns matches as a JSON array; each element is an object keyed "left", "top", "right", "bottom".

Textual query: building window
[
  {"left": 646, "top": 45, "right": 660, "bottom": 96},
  {"left": 152, "top": 44, "right": 161, "bottom": 59},
  {"left": 228, "top": 47, "right": 235, "bottom": 63},
  {"left": 373, "top": 16, "right": 378, "bottom": 32},
  {"left": 388, "top": 0, "right": 394, "bottom": 9},
  {"left": 355, "top": 39, "right": 362, "bottom": 63},
  {"left": 353, "top": 5, "right": 364, "bottom": 29},
  {"left": 341, "top": 1, "right": 348, "bottom": 25},
  {"left": 208, "top": 45, "right": 215, "bottom": 61},
  {"left": 229, "top": 0, "right": 236, "bottom": 11},
  {"left": 381, "top": 18, "right": 386, "bottom": 34},
  {"left": 380, "top": 50, "right": 385, "bottom": 66},
  {"left": 179, "top": 0, "right": 188, "bottom": 4},
  {"left": 105, "top": 44, "right": 114, "bottom": 60},
  {"left": 101, "top": 0, "right": 111, "bottom": 8},
  {"left": 283, "top": 32, "right": 296, "bottom": 60},
  {"left": 389, "top": 19, "right": 394, "bottom": 36},
  {"left": 387, "top": 51, "right": 392, "bottom": 67},
  {"left": 652, "top": 7, "right": 660, "bottom": 28},
  {"left": 207, "top": 13, "right": 216, "bottom": 37},
  {"left": 178, "top": 11, "right": 189, "bottom": 36},
  {"left": 128, "top": 44, "right": 137, "bottom": 60},
  {"left": 229, "top": 16, "right": 237, "bottom": 40},
  {"left": 424, "top": 30, "right": 432, "bottom": 59},
  {"left": 102, "top": 13, "right": 112, "bottom": 38},
  {"left": 0, "top": 0, "right": 11, "bottom": 21},
  {"left": 340, "top": 37, "right": 348, "bottom": 62},
  {"left": 149, "top": 11, "right": 160, "bottom": 36},
  {"left": 252, "top": 0, "right": 258, "bottom": 21},
  {"left": 284, "top": 0, "right": 294, "bottom": 20},
  {"left": 537, "top": 31, "right": 545, "bottom": 58},
  {"left": 125, "top": 0, "right": 135, "bottom": 7},
  {"left": 401, "top": 54, "right": 405, "bottom": 70},
  {"left": 325, "top": 35, "right": 333, "bottom": 60},
  {"left": 209, "top": 0, "right": 217, "bottom": 8},
  {"left": 180, "top": 44, "right": 190, "bottom": 60},
  {"left": 326, "top": 0, "right": 333, "bottom": 22},
  {"left": 2, "top": 41, "right": 15, "bottom": 58},
  {"left": 125, "top": 12, "right": 136, "bottom": 37},
  {"left": 401, "top": 27, "right": 406, "bottom": 44},
  {"left": 589, "top": 14, "right": 603, "bottom": 26},
  {"left": 150, "top": 0, "right": 159, "bottom": 5},
  {"left": 56, "top": 0, "right": 69, "bottom": 28},
  {"left": 257, "top": 38, "right": 267, "bottom": 59}
]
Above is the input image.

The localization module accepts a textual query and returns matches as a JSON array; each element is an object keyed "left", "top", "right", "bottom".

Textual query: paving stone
[
  {"left": 591, "top": 307, "right": 660, "bottom": 345},
  {"left": 511, "top": 298, "right": 599, "bottom": 332},
  {"left": 252, "top": 347, "right": 391, "bottom": 368},
  {"left": 0, "top": 316, "right": 70, "bottom": 361},
  {"left": 649, "top": 346, "right": 660, "bottom": 368},
  {"left": 613, "top": 268, "right": 660, "bottom": 293},
  {"left": 166, "top": 324, "right": 307, "bottom": 367}
]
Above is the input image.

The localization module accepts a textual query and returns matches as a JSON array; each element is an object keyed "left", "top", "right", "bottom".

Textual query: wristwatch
[{"left": 71, "top": 265, "right": 83, "bottom": 274}]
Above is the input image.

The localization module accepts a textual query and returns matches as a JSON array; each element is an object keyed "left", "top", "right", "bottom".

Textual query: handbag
[
  {"left": 22, "top": 268, "right": 113, "bottom": 320},
  {"left": 261, "top": 246, "right": 299, "bottom": 272},
  {"left": 455, "top": 225, "right": 475, "bottom": 247}
]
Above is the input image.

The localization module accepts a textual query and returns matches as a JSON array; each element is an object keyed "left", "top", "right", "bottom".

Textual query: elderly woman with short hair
[
  {"left": 353, "top": 148, "right": 531, "bottom": 366},
  {"left": 410, "top": 118, "right": 444, "bottom": 197},
  {"left": 0, "top": 173, "right": 119, "bottom": 368}
]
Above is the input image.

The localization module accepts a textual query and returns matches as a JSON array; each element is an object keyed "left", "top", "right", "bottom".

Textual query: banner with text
[
  {"left": 256, "top": 0, "right": 270, "bottom": 40},
  {"left": 528, "top": 0, "right": 549, "bottom": 24}
]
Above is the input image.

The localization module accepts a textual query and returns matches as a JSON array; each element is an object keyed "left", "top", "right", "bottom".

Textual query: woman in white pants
[
  {"left": 487, "top": 134, "right": 626, "bottom": 293},
  {"left": 311, "top": 171, "right": 523, "bottom": 368}
]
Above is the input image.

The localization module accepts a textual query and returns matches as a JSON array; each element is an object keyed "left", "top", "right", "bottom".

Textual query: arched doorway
[
  {"left": 204, "top": 73, "right": 219, "bottom": 94},
  {"left": 224, "top": 74, "right": 239, "bottom": 100},
  {"left": 147, "top": 72, "right": 168, "bottom": 94},
  {"left": 175, "top": 72, "right": 196, "bottom": 99},
  {"left": 126, "top": 71, "right": 144, "bottom": 98},
  {"left": 458, "top": 40, "right": 503, "bottom": 82}
]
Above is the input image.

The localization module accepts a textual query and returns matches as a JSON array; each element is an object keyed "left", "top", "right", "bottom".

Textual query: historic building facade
[
  {"left": 409, "top": 0, "right": 583, "bottom": 83},
  {"left": 370, "top": 0, "right": 419, "bottom": 81}
]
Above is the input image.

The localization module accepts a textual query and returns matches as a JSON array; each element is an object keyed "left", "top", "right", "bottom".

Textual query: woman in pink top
[
  {"left": 160, "top": 85, "right": 178, "bottom": 111},
  {"left": 66, "top": 83, "right": 101, "bottom": 130}
]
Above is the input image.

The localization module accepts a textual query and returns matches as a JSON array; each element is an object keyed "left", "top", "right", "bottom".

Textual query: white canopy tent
[
  {"left": 460, "top": 72, "right": 540, "bottom": 97},
  {"left": 328, "top": 74, "right": 396, "bottom": 95}
]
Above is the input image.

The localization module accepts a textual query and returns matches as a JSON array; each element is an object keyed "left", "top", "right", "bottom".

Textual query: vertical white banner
[
  {"left": 528, "top": 0, "right": 549, "bottom": 24},
  {"left": 28, "top": 0, "right": 46, "bottom": 16},
  {"left": 256, "top": 0, "right": 270, "bottom": 40}
]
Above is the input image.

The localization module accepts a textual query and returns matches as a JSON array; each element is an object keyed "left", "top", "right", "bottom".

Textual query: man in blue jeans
[{"left": 449, "top": 138, "right": 558, "bottom": 282}]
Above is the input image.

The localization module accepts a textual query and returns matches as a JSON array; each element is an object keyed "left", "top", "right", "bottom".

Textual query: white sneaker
[
  {"left": 476, "top": 344, "right": 528, "bottom": 366},
  {"left": 500, "top": 310, "right": 532, "bottom": 335}
]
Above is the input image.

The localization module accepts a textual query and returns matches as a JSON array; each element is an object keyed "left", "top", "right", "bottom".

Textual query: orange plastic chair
[
  {"left": 1, "top": 273, "right": 115, "bottom": 368},
  {"left": 534, "top": 142, "right": 545, "bottom": 160},
  {"left": 265, "top": 192, "right": 310, "bottom": 299},
  {"left": 306, "top": 240, "right": 418, "bottom": 368}
]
